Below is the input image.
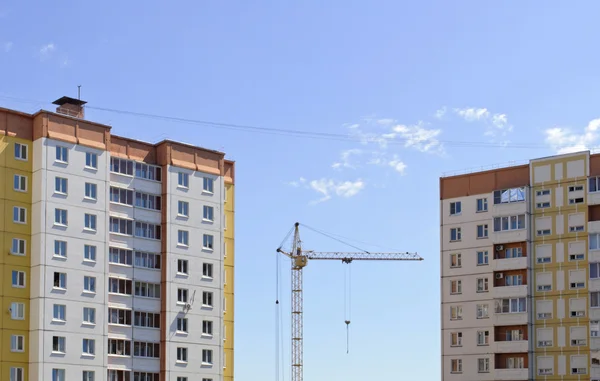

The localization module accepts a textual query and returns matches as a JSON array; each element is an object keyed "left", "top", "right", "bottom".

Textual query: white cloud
[
  {"left": 434, "top": 106, "right": 447, "bottom": 119},
  {"left": 286, "top": 177, "right": 306, "bottom": 188},
  {"left": 545, "top": 118, "right": 600, "bottom": 154},
  {"left": 332, "top": 149, "right": 362, "bottom": 169},
  {"left": 308, "top": 178, "right": 365, "bottom": 204},
  {"left": 387, "top": 155, "right": 407, "bottom": 174},
  {"left": 39, "top": 43, "right": 55, "bottom": 60},
  {"left": 453, "top": 107, "right": 513, "bottom": 140},
  {"left": 4, "top": 41, "right": 12, "bottom": 52}
]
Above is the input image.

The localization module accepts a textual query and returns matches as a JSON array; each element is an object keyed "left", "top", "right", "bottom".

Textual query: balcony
[
  {"left": 494, "top": 285, "right": 528, "bottom": 298},
  {"left": 495, "top": 369, "right": 528, "bottom": 380},
  {"left": 495, "top": 326, "right": 528, "bottom": 353},
  {"left": 494, "top": 312, "right": 528, "bottom": 326},
  {"left": 493, "top": 257, "right": 527, "bottom": 271},
  {"left": 492, "top": 230, "right": 528, "bottom": 245}
]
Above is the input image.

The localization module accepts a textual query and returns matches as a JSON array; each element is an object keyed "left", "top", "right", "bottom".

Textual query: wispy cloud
[
  {"left": 4, "top": 41, "right": 12, "bottom": 53},
  {"left": 545, "top": 118, "right": 600, "bottom": 154},
  {"left": 332, "top": 149, "right": 362, "bottom": 170},
  {"left": 453, "top": 107, "right": 513, "bottom": 140},
  {"left": 434, "top": 106, "right": 447, "bottom": 119},
  {"left": 287, "top": 177, "right": 365, "bottom": 204},
  {"left": 39, "top": 43, "right": 56, "bottom": 60}
]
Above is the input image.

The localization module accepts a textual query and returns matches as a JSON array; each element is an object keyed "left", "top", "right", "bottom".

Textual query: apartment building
[
  {"left": 0, "top": 96, "right": 235, "bottom": 381},
  {"left": 440, "top": 151, "right": 600, "bottom": 381}
]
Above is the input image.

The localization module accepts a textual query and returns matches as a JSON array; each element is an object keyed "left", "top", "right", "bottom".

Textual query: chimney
[{"left": 52, "top": 96, "right": 87, "bottom": 119}]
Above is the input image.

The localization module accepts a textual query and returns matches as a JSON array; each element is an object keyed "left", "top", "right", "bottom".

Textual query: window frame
[{"left": 13, "top": 174, "right": 27, "bottom": 192}]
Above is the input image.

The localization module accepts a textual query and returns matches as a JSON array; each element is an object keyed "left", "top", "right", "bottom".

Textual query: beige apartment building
[{"left": 440, "top": 151, "right": 600, "bottom": 381}]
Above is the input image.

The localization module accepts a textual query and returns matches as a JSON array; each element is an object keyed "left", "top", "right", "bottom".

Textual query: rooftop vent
[{"left": 52, "top": 96, "right": 87, "bottom": 119}]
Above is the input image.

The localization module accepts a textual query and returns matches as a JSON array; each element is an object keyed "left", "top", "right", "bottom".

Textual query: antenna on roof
[{"left": 77, "top": 85, "right": 81, "bottom": 100}]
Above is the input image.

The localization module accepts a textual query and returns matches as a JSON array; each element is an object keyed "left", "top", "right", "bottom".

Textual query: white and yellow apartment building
[
  {"left": 0, "top": 96, "right": 235, "bottom": 381},
  {"left": 441, "top": 151, "right": 600, "bottom": 381}
]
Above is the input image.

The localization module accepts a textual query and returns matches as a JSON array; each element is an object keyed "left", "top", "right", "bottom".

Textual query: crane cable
[
  {"left": 344, "top": 263, "right": 352, "bottom": 354},
  {"left": 275, "top": 249, "right": 280, "bottom": 381}
]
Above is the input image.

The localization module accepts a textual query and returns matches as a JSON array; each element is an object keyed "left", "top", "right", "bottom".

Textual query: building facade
[
  {"left": 0, "top": 97, "right": 235, "bottom": 381},
  {"left": 440, "top": 151, "right": 600, "bottom": 381}
]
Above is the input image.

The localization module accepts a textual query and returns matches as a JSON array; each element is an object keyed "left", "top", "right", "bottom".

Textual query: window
[
  {"left": 110, "top": 157, "right": 134, "bottom": 176},
  {"left": 476, "top": 304, "right": 488, "bottom": 319},
  {"left": 11, "top": 238, "right": 26, "bottom": 255},
  {"left": 478, "top": 358, "right": 490, "bottom": 373},
  {"left": 107, "top": 339, "right": 131, "bottom": 356},
  {"left": 591, "top": 321, "right": 599, "bottom": 337},
  {"left": 11, "top": 270, "right": 25, "bottom": 288},
  {"left": 133, "top": 341, "right": 160, "bottom": 358},
  {"left": 54, "top": 208, "right": 67, "bottom": 226},
  {"left": 476, "top": 198, "right": 488, "bottom": 212},
  {"left": 569, "top": 197, "right": 584, "bottom": 205},
  {"left": 496, "top": 298, "right": 527, "bottom": 313},
  {"left": 537, "top": 229, "right": 551, "bottom": 236},
  {"left": 203, "top": 263, "right": 213, "bottom": 278},
  {"left": 52, "top": 369, "right": 65, "bottom": 381},
  {"left": 177, "top": 347, "right": 188, "bottom": 362},
  {"left": 135, "top": 162, "right": 161, "bottom": 181},
  {"left": 108, "top": 371, "right": 131, "bottom": 381},
  {"left": 505, "top": 247, "right": 523, "bottom": 258},
  {"left": 13, "top": 206, "right": 26, "bottom": 224},
  {"left": 178, "top": 200, "right": 189, "bottom": 217},
  {"left": 84, "top": 183, "right": 97, "bottom": 200},
  {"left": 109, "top": 217, "right": 133, "bottom": 235},
  {"left": 450, "top": 253, "right": 461, "bottom": 268},
  {"left": 82, "top": 371, "right": 95, "bottom": 381},
  {"left": 110, "top": 187, "right": 134, "bottom": 205},
  {"left": 537, "top": 189, "right": 550, "bottom": 196},
  {"left": 203, "top": 234, "right": 214, "bottom": 250},
  {"left": 14, "top": 143, "right": 27, "bottom": 160},
  {"left": 135, "top": 191, "right": 161, "bottom": 211},
  {"left": 178, "top": 378, "right": 188, "bottom": 381},
  {"left": 52, "top": 336, "right": 66, "bottom": 353},
  {"left": 84, "top": 214, "right": 97, "bottom": 231},
  {"left": 493, "top": 214, "right": 526, "bottom": 232},
  {"left": 505, "top": 275, "right": 523, "bottom": 286},
  {"left": 591, "top": 177, "right": 600, "bottom": 192},
  {"left": 134, "top": 281, "right": 161, "bottom": 298},
  {"left": 569, "top": 253, "right": 584, "bottom": 261},
  {"left": 591, "top": 292, "right": 600, "bottom": 308},
  {"left": 84, "top": 276, "right": 96, "bottom": 293},
  {"left": 202, "top": 320, "right": 213, "bottom": 336},
  {"left": 591, "top": 263, "right": 600, "bottom": 279},
  {"left": 537, "top": 201, "right": 550, "bottom": 208},
  {"left": 53, "top": 272, "right": 66, "bottom": 289},
  {"left": 476, "top": 278, "right": 489, "bottom": 292},
  {"left": 477, "top": 330, "right": 489, "bottom": 345},
  {"left": 178, "top": 172, "right": 189, "bottom": 188},
  {"left": 177, "top": 259, "right": 188, "bottom": 275},
  {"left": 55, "top": 177, "right": 68, "bottom": 194},
  {"left": 108, "top": 308, "right": 132, "bottom": 326},
  {"left": 477, "top": 224, "right": 488, "bottom": 238},
  {"left": 11, "top": 335, "right": 24, "bottom": 352},
  {"left": 450, "top": 201, "right": 461, "bottom": 215},
  {"left": 109, "top": 247, "right": 133, "bottom": 266},
  {"left": 83, "top": 339, "right": 95, "bottom": 355},
  {"left": 591, "top": 233, "right": 600, "bottom": 250},
  {"left": 85, "top": 152, "right": 98, "bottom": 169},
  {"left": 203, "top": 205, "right": 214, "bottom": 221},
  {"left": 450, "top": 227, "right": 461, "bottom": 241},
  {"left": 133, "top": 373, "right": 159, "bottom": 381},
  {"left": 134, "top": 251, "right": 161, "bottom": 270},
  {"left": 178, "top": 230, "right": 189, "bottom": 246},
  {"left": 108, "top": 277, "right": 133, "bottom": 295},
  {"left": 10, "top": 367, "right": 24, "bottom": 381},
  {"left": 56, "top": 146, "right": 68, "bottom": 162},
  {"left": 494, "top": 187, "right": 525, "bottom": 204},
  {"left": 203, "top": 177, "right": 214, "bottom": 193},
  {"left": 178, "top": 288, "right": 189, "bottom": 304},
  {"left": 450, "top": 332, "right": 462, "bottom": 346},
  {"left": 477, "top": 251, "right": 489, "bottom": 265},
  {"left": 83, "top": 307, "right": 96, "bottom": 324},
  {"left": 450, "top": 305, "right": 462, "bottom": 320},
  {"left": 13, "top": 174, "right": 26, "bottom": 192},
  {"left": 53, "top": 304, "right": 66, "bottom": 321},
  {"left": 450, "top": 359, "right": 462, "bottom": 373},
  {"left": 570, "top": 225, "right": 584, "bottom": 232},
  {"left": 202, "top": 349, "right": 213, "bottom": 365},
  {"left": 10, "top": 302, "right": 24, "bottom": 320},
  {"left": 54, "top": 240, "right": 67, "bottom": 258},
  {"left": 134, "top": 311, "right": 160, "bottom": 329},
  {"left": 134, "top": 221, "right": 161, "bottom": 240},
  {"left": 450, "top": 280, "right": 462, "bottom": 294},
  {"left": 203, "top": 291, "right": 213, "bottom": 307},
  {"left": 84, "top": 245, "right": 96, "bottom": 261},
  {"left": 177, "top": 317, "right": 188, "bottom": 333}
]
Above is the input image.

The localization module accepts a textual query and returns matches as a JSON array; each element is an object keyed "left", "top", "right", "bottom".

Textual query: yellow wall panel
[
  {"left": 3, "top": 168, "right": 32, "bottom": 204},
  {"left": 1, "top": 330, "right": 29, "bottom": 363},
  {"left": 3, "top": 138, "right": 32, "bottom": 173},
  {"left": 2, "top": 202, "right": 30, "bottom": 235},
  {"left": 2, "top": 265, "right": 29, "bottom": 300},
  {"left": 1, "top": 361, "right": 29, "bottom": 380},
  {"left": 0, "top": 298, "right": 29, "bottom": 331},
  {"left": 2, "top": 233, "right": 29, "bottom": 267}
]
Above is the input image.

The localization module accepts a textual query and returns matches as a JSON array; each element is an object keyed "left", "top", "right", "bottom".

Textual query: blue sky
[{"left": 2, "top": 1, "right": 600, "bottom": 380}]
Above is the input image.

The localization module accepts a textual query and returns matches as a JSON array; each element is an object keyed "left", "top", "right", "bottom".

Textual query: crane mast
[{"left": 276, "top": 222, "right": 423, "bottom": 381}]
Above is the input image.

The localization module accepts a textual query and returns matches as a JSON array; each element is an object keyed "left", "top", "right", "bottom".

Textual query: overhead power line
[{"left": 0, "top": 94, "right": 559, "bottom": 149}]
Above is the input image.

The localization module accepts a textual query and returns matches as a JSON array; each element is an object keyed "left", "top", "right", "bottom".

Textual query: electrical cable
[{"left": 301, "top": 223, "right": 369, "bottom": 253}]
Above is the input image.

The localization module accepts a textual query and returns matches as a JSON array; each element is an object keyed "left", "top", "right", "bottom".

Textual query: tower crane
[{"left": 276, "top": 222, "right": 423, "bottom": 381}]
